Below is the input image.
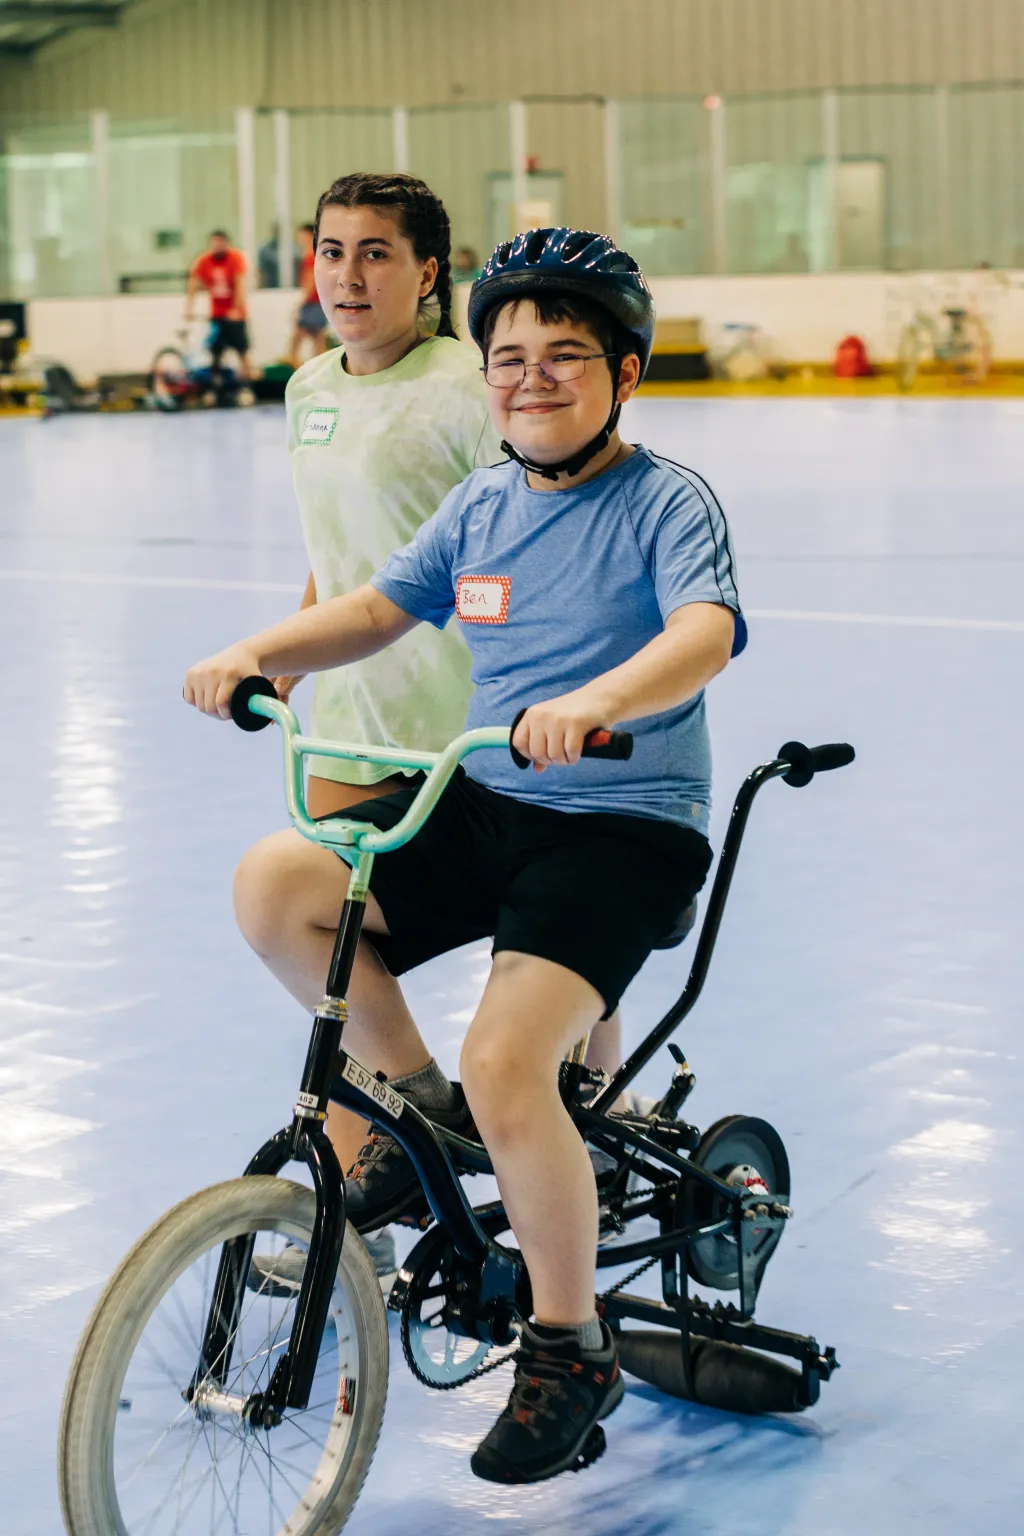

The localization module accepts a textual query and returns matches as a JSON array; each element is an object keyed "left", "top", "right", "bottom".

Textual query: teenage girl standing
[
  {"left": 260, "top": 176, "right": 499, "bottom": 1277},
  {"left": 276, "top": 174, "right": 498, "bottom": 810},
  {"left": 248, "top": 178, "right": 626, "bottom": 1285}
]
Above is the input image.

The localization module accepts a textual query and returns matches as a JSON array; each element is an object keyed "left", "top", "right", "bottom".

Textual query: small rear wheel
[
  {"left": 684, "top": 1115, "right": 790, "bottom": 1292},
  {"left": 59, "top": 1176, "right": 388, "bottom": 1535}
]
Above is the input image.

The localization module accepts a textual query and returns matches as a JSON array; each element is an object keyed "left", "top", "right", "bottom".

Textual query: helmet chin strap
[{"left": 501, "top": 398, "right": 623, "bottom": 483}]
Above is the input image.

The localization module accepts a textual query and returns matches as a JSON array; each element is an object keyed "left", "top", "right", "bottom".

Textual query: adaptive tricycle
[{"left": 59, "top": 676, "right": 851, "bottom": 1534}]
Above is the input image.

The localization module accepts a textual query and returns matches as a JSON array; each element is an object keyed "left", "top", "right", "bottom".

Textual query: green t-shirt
[{"left": 286, "top": 335, "right": 502, "bottom": 783}]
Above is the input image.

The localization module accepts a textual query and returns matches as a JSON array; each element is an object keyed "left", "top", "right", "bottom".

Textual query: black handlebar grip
[
  {"left": 779, "top": 739, "right": 855, "bottom": 787},
  {"left": 581, "top": 727, "right": 634, "bottom": 761},
  {"left": 230, "top": 675, "right": 277, "bottom": 732},
  {"left": 809, "top": 742, "right": 856, "bottom": 773},
  {"left": 509, "top": 708, "right": 634, "bottom": 769}
]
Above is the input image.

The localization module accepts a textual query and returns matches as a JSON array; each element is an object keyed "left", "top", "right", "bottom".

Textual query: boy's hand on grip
[
  {"left": 184, "top": 643, "right": 263, "bottom": 721},
  {"left": 512, "top": 691, "right": 610, "bottom": 772}
]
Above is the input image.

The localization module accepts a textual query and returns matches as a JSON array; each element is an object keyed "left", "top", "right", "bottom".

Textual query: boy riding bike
[{"left": 184, "top": 227, "right": 745, "bottom": 1484}]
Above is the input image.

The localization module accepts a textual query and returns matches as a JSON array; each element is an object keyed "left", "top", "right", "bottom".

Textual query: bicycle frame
[{"left": 197, "top": 695, "right": 837, "bottom": 1424}]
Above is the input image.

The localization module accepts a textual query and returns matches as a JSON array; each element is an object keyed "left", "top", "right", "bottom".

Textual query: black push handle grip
[
  {"left": 779, "top": 739, "right": 855, "bottom": 788},
  {"left": 230, "top": 675, "right": 278, "bottom": 732},
  {"left": 509, "top": 707, "right": 633, "bottom": 769},
  {"left": 809, "top": 742, "right": 856, "bottom": 773}
]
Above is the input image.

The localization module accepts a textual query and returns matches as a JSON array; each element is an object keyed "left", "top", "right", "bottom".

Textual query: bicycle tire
[
  {"left": 148, "top": 347, "right": 188, "bottom": 409},
  {"left": 58, "top": 1176, "right": 388, "bottom": 1536}
]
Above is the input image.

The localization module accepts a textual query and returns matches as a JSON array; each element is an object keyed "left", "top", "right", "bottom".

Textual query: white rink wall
[
  {"left": 26, "top": 270, "right": 1024, "bottom": 382},
  {"left": 25, "top": 288, "right": 303, "bottom": 381}
]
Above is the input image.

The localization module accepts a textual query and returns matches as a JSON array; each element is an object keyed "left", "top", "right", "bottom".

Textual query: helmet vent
[
  {"left": 524, "top": 229, "right": 550, "bottom": 264},
  {"left": 563, "top": 231, "right": 598, "bottom": 263}
]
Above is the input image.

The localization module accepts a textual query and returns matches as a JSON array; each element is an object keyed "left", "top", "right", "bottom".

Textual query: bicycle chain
[
  {"left": 598, "top": 1253, "right": 659, "bottom": 1302},
  {"left": 398, "top": 1223, "right": 520, "bottom": 1391},
  {"left": 399, "top": 1199, "right": 662, "bottom": 1388},
  {"left": 399, "top": 1284, "right": 519, "bottom": 1391}
]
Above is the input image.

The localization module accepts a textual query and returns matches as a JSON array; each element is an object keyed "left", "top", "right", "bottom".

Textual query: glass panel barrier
[
  {"left": 5, "top": 87, "right": 1024, "bottom": 301},
  {"left": 618, "top": 97, "right": 707, "bottom": 276},
  {"left": 407, "top": 103, "right": 509, "bottom": 276},
  {"left": 0, "top": 115, "right": 97, "bottom": 298},
  {"left": 724, "top": 93, "right": 822, "bottom": 275},
  {"left": 289, "top": 110, "right": 393, "bottom": 229},
  {"left": 108, "top": 115, "right": 237, "bottom": 295},
  {"left": 948, "top": 85, "right": 1024, "bottom": 269},
  {"left": 838, "top": 89, "right": 940, "bottom": 271}
]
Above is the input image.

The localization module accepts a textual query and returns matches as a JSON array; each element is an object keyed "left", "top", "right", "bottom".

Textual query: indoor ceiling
[{"left": 0, "top": 1, "right": 128, "bottom": 58}]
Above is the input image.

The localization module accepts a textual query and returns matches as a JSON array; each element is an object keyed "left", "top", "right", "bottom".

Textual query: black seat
[{"left": 653, "top": 899, "right": 698, "bottom": 951}]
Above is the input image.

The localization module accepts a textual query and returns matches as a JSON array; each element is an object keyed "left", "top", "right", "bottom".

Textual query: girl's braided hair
[{"left": 313, "top": 172, "right": 456, "bottom": 339}]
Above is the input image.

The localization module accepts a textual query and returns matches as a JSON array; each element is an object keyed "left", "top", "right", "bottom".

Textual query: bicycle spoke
[
  {"left": 120, "top": 1400, "right": 195, "bottom": 1486},
  {"left": 243, "top": 1433, "right": 297, "bottom": 1531}
]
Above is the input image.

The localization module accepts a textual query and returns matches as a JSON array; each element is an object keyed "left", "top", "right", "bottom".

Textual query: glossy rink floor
[{"left": 2, "top": 397, "right": 1022, "bottom": 1535}]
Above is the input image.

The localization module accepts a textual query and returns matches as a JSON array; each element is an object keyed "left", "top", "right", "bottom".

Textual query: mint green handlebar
[{"left": 246, "top": 691, "right": 510, "bottom": 860}]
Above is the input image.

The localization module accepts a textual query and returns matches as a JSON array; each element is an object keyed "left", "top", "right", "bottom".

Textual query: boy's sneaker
[
  {"left": 344, "top": 1096, "right": 474, "bottom": 1230},
  {"left": 470, "top": 1320, "right": 624, "bottom": 1485},
  {"left": 247, "top": 1227, "right": 398, "bottom": 1298}
]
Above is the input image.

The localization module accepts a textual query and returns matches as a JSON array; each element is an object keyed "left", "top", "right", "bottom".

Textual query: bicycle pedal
[{"left": 573, "top": 1423, "right": 606, "bottom": 1472}]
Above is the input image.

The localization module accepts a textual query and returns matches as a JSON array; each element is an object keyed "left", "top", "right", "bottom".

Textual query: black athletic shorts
[
  {"left": 339, "top": 769, "right": 713, "bottom": 1016},
  {"left": 209, "top": 317, "right": 249, "bottom": 356}
]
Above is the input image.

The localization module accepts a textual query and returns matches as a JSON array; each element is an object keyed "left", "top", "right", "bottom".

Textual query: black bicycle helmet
[{"left": 468, "top": 227, "right": 656, "bottom": 480}]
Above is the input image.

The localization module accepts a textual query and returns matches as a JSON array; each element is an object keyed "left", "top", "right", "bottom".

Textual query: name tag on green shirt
[{"left": 300, "top": 406, "right": 339, "bottom": 446}]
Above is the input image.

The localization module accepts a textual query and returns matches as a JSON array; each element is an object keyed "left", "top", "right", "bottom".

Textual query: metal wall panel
[{"left": 3, "top": 0, "right": 1024, "bottom": 118}]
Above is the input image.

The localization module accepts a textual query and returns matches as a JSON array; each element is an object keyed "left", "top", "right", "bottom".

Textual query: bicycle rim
[{"left": 60, "top": 1178, "right": 387, "bottom": 1536}]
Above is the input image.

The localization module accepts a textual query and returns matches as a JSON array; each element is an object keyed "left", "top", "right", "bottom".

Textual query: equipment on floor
[
  {"left": 59, "top": 685, "right": 852, "bottom": 1532},
  {"left": 896, "top": 305, "right": 991, "bottom": 391},
  {"left": 147, "top": 325, "right": 254, "bottom": 410},
  {"left": 834, "top": 334, "right": 873, "bottom": 377},
  {"left": 645, "top": 317, "right": 711, "bottom": 382},
  {"left": 711, "top": 322, "right": 787, "bottom": 382}
]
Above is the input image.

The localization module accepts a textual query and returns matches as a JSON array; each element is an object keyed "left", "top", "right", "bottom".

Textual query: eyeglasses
[{"left": 481, "top": 352, "right": 616, "bottom": 388}]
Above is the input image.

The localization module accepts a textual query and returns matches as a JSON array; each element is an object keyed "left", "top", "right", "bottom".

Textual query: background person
[
  {"left": 453, "top": 244, "right": 480, "bottom": 283},
  {"left": 288, "top": 222, "right": 329, "bottom": 368},
  {"left": 186, "top": 229, "right": 252, "bottom": 380},
  {"left": 258, "top": 222, "right": 301, "bottom": 288}
]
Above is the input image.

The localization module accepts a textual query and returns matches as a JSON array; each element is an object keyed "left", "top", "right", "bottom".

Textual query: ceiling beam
[{"left": 0, "top": 4, "right": 120, "bottom": 25}]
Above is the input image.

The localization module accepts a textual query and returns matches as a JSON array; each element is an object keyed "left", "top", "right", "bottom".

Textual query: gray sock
[
  {"left": 531, "top": 1315, "right": 605, "bottom": 1353},
  {"left": 389, "top": 1058, "right": 458, "bottom": 1114}
]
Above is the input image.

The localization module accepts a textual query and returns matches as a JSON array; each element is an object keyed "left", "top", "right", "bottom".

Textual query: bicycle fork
[{"left": 193, "top": 851, "right": 375, "bottom": 1427}]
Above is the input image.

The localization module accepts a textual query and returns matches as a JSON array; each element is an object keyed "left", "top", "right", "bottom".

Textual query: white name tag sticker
[
  {"left": 300, "top": 406, "right": 339, "bottom": 446},
  {"left": 340, "top": 1055, "right": 404, "bottom": 1120},
  {"left": 456, "top": 574, "right": 511, "bottom": 624}
]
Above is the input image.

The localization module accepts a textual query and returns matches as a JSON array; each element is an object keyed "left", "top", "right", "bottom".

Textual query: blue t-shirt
[{"left": 372, "top": 446, "right": 745, "bottom": 833}]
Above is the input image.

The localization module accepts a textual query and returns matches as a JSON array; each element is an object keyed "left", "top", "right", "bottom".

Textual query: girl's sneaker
[
  {"left": 247, "top": 1226, "right": 398, "bottom": 1297},
  {"left": 361, "top": 1227, "right": 398, "bottom": 1294},
  {"left": 470, "top": 1320, "right": 624, "bottom": 1484}
]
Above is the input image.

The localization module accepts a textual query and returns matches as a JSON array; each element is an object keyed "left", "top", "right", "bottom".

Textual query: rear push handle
[
  {"left": 231, "top": 678, "right": 634, "bottom": 767},
  {"left": 778, "top": 739, "right": 855, "bottom": 787}
]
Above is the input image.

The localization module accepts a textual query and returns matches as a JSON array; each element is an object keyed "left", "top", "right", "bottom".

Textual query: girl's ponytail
[
  {"left": 432, "top": 250, "right": 456, "bottom": 339},
  {"left": 315, "top": 172, "right": 458, "bottom": 338}
]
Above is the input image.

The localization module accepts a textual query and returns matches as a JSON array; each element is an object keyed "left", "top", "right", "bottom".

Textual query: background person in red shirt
[
  {"left": 288, "top": 222, "right": 328, "bottom": 369},
  {"left": 186, "top": 229, "right": 252, "bottom": 379}
]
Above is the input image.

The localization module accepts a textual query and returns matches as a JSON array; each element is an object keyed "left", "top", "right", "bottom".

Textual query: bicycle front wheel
[{"left": 59, "top": 1176, "right": 388, "bottom": 1536}]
